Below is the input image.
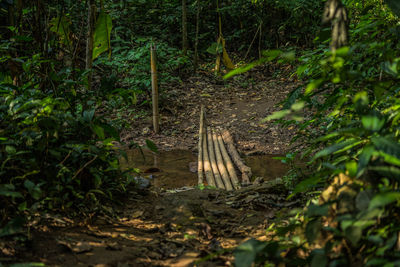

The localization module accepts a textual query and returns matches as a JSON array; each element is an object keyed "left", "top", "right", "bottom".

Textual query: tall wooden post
[{"left": 150, "top": 44, "right": 160, "bottom": 134}]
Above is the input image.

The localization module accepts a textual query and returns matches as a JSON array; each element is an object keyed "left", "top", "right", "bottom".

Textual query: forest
[{"left": 1, "top": 0, "right": 400, "bottom": 266}]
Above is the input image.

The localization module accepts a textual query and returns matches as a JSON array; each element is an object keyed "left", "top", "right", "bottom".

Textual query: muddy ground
[{"left": 1, "top": 68, "right": 303, "bottom": 266}]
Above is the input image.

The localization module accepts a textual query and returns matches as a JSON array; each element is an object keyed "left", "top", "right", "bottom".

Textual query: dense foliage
[{"left": 232, "top": 0, "right": 400, "bottom": 266}]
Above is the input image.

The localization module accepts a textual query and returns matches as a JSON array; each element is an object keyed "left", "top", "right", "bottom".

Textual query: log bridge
[{"left": 197, "top": 106, "right": 252, "bottom": 190}]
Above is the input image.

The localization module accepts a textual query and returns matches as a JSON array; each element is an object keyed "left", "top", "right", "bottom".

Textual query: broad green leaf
[
  {"left": 291, "top": 101, "right": 305, "bottom": 111},
  {"left": 5, "top": 145, "right": 16, "bottom": 155},
  {"left": 83, "top": 109, "right": 95, "bottom": 122},
  {"left": 311, "top": 250, "right": 327, "bottom": 267},
  {"left": 293, "top": 176, "right": 321, "bottom": 194},
  {"left": 0, "top": 184, "right": 23, "bottom": 198},
  {"left": 263, "top": 109, "right": 291, "bottom": 122},
  {"left": 92, "top": 124, "right": 105, "bottom": 139},
  {"left": 305, "top": 79, "right": 323, "bottom": 95},
  {"left": 345, "top": 225, "right": 362, "bottom": 246},
  {"left": 345, "top": 161, "right": 357, "bottom": 177},
  {"left": 357, "top": 146, "right": 375, "bottom": 178},
  {"left": 10, "top": 263, "right": 46, "bottom": 267},
  {"left": 377, "top": 151, "right": 400, "bottom": 167},
  {"left": 206, "top": 42, "right": 223, "bottom": 55},
  {"left": 307, "top": 204, "right": 329, "bottom": 217},
  {"left": 369, "top": 166, "right": 400, "bottom": 179},
  {"left": 145, "top": 139, "right": 158, "bottom": 153},
  {"left": 0, "top": 216, "right": 25, "bottom": 237},
  {"left": 50, "top": 15, "right": 71, "bottom": 46},
  {"left": 369, "top": 192, "right": 400, "bottom": 210},
  {"left": 372, "top": 136, "right": 400, "bottom": 158},
  {"left": 224, "top": 60, "right": 263, "bottom": 79},
  {"left": 93, "top": 10, "right": 112, "bottom": 60},
  {"left": 234, "top": 239, "right": 266, "bottom": 267},
  {"left": 362, "top": 115, "right": 385, "bottom": 132},
  {"left": 314, "top": 139, "right": 359, "bottom": 159},
  {"left": 356, "top": 190, "right": 371, "bottom": 211}
]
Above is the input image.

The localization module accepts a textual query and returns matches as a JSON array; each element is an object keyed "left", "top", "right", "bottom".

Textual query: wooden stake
[
  {"left": 150, "top": 44, "right": 159, "bottom": 134},
  {"left": 212, "top": 129, "right": 233, "bottom": 190},
  {"left": 216, "top": 132, "right": 240, "bottom": 189},
  {"left": 207, "top": 128, "right": 225, "bottom": 189},
  {"left": 222, "top": 130, "right": 252, "bottom": 184},
  {"left": 197, "top": 106, "right": 205, "bottom": 185}
]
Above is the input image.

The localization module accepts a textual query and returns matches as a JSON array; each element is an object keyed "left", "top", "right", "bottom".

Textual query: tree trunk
[
  {"left": 194, "top": 0, "right": 200, "bottom": 71},
  {"left": 182, "top": 0, "right": 188, "bottom": 55},
  {"left": 322, "top": 0, "right": 349, "bottom": 51},
  {"left": 86, "top": 0, "right": 95, "bottom": 90}
]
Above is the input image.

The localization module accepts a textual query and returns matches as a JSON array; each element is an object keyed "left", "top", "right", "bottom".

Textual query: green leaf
[
  {"left": 6, "top": 145, "right": 16, "bottom": 155},
  {"left": 234, "top": 239, "right": 266, "bottom": 267},
  {"left": 307, "top": 204, "right": 329, "bottom": 217},
  {"left": 372, "top": 136, "right": 400, "bottom": 158},
  {"left": 385, "top": 0, "right": 400, "bottom": 17},
  {"left": 263, "top": 109, "right": 291, "bottom": 122},
  {"left": 305, "top": 79, "right": 323, "bottom": 95},
  {"left": 93, "top": 10, "right": 112, "bottom": 60},
  {"left": 369, "top": 166, "right": 400, "bottom": 179},
  {"left": 369, "top": 192, "right": 400, "bottom": 210},
  {"left": 293, "top": 176, "right": 321, "bottom": 194},
  {"left": 345, "top": 161, "right": 357, "bottom": 177},
  {"left": 306, "top": 218, "right": 321, "bottom": 243},
  {"left": 362, "top": 115, "right": 385, "bottom": 132},
  {"left": 92, "top": 124, "right": 105, "bottom": 139},
  {"left": 206, "top": 42, "right": 223, "bottom": 55},
  {"left": 291, "top": 101, "right": 305, "bottom": 112},
  {"left": 0, "top": 184, "right": 23, "bottom": 198},
  {"left": 314, "top": 139, "right": 359, "bottom": 159},
  {"left": 10, "top": 263, "right": 46, "bottom": 267},
  {"left": 345, "top": 225, "right": 362, "bottom": 246},
  {"left": 356, "top": 190, "right": 371, "bottom": 211},
  {"left": 50, "top": 15, "right": 71, "bottom": 46},
  {"left": 0, "top": 217, "right": 25, "bottom": 237},
  {"left": 145, "top": 139, "right": 158, "bottom": 153},
  {"left": 311, "top": 250, "right": 327, "bottom": 267},
  {"left": 357, "top": 146, "right": 375, "bottom": 178}
]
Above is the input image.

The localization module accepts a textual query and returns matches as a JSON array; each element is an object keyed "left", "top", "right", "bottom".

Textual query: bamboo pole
[
  {"left": 212, "top": 129, "right": 233, "bottom": 190},
  {"left": 197, "top": 106, "right": 205, "bottom": 185},
  {"left": 150, "top": 44, "right": 160, "bottom": 134},
  {"left": 221, "top": 130, "right": 252, "bottom": 184},
  {"left": 202, "top": 124, "right": 215, "bottom": 187},
  {"left": 207, "top": 128, "right": 225, "bottom": 189},
  {"left": 216, "top": 132, "right": 240, "bottom": 189}
]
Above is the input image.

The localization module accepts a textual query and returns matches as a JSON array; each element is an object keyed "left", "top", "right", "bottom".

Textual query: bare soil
[{"left": 122, "top": 67, "right": 301, "bottom": 155}]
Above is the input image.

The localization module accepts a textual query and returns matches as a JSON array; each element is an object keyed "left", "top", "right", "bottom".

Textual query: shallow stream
[{"left": 120, "top": 149, "right": 290, "bottom": 189}]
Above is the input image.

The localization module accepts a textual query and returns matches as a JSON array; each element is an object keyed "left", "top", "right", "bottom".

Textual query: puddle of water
[
  {"left": 245, "top": 155, "right": 290, "bottom": 181},
  {"left": 120, "top": 149, "right": 198, "bottom": 189},
  {"left": 121, "top": 150, "right": 290, "bottom": 189}
]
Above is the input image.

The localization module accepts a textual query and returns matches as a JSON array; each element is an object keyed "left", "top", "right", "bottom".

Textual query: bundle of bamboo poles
[{"left": 197, "top": 106, "right": 252, "bottom": 190}]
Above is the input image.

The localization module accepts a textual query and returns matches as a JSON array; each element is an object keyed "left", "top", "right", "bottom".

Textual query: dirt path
[
  {"left": 8, "top": 181, "right": 297, "bottom": 266},
  {"left": 122, "top": 67, "right": 300, "bottom": 155}
]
